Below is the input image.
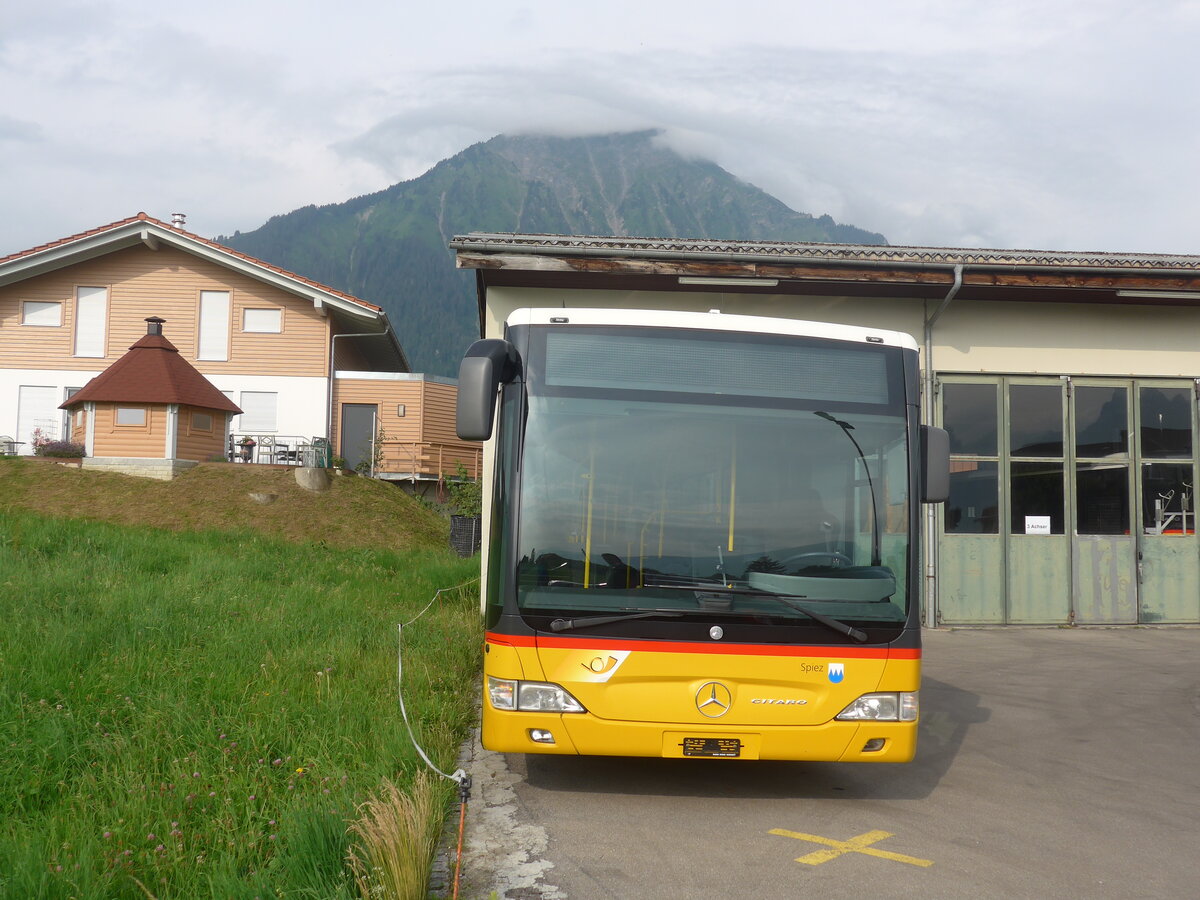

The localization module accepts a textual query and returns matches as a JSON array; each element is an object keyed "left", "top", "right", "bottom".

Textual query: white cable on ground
[{"left": 396, "top": 578, "right": 479, "bottom": 785}]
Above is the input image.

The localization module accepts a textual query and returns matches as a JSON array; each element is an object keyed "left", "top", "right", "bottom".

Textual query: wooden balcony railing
[{"left": 374, "top": 440, "right": 482, "bottom": 480}]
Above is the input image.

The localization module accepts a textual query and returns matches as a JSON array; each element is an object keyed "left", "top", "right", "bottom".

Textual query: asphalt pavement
[{"left": 446, "top": 627, "right": 1200, "bottom": 899}]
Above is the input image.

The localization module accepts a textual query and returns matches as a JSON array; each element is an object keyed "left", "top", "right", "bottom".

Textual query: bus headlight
[
  {"left": 488, "top": 677, "right": 586, "bottom": 713},
  {"left": 835, "top": 692, "right": 918, "bottom": 722}
]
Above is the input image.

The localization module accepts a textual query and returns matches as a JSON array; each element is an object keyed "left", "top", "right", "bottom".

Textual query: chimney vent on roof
[
  {"left": 145, "top": 316, "right": 166, "bottom": 336},
  {"left": 171, "top": 212, "right": 186, "bottom": 228}
]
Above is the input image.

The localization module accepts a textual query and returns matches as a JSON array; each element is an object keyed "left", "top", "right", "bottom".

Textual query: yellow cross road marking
[{"left": 769, "top": 828, "right": 934, "bottom": 868}]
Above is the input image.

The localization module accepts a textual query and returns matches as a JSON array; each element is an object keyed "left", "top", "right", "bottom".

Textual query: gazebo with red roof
[{"left": 61, "top": 317, "right": 242, "bottom": 478}]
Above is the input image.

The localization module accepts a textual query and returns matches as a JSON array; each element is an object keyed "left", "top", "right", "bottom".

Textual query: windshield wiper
[
  {"left": 645, "top": 583, "right": 869, "bottom": 643},
  {"left": 548, "top": 610, "right": 685, "bottom": 633}
]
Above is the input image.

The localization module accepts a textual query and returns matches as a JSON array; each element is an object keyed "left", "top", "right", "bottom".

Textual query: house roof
[
  {"left": 1, "top": 212, "right": 409, "bottom": 371},
  {"left": 451, "top": 232, "right": 1200, "bottom": 310},
  {"left": 62, "top": 326, "right": 243, "bottom": 413}
]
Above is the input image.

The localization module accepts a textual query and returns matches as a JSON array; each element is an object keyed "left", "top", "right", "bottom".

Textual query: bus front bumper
[{"left": 481, "top": 707, "right": 917, "bottom": 762}]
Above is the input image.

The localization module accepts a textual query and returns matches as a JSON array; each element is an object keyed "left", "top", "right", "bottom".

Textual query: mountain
[{"left": 219, "top": 131, "right": 886, "bottom": 376}]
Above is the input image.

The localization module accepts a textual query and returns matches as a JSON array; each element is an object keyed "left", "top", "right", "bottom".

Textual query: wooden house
[{"left": 0, "top": 213, "right": 478, "bottom": 480}]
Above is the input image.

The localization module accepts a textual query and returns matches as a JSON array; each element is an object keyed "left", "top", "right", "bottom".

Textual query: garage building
[{"left": 451, "top": 232, "right": 1200, "bottom": 626}]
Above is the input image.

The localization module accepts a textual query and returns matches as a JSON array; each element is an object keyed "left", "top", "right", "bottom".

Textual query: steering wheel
[{"left": 780, "top": 551, "right": 852, "bottom": 569}]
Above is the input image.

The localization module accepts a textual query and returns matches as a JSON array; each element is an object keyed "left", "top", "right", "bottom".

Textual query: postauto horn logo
[{"left": 828, "top": 663, "right": 845, "bottom": 684}]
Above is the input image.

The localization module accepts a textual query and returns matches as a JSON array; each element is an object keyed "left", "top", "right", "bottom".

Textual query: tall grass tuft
[{"left": 347, "top": 771, "right": 448, "bottom": 900}]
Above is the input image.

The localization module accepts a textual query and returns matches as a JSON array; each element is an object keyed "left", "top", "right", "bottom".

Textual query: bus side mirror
[
  {"left": 456, "top": 339, "right": 519, "bottom": 441},
  {"left": 921, "top": 425, "right": 950, "bottom": 503}
]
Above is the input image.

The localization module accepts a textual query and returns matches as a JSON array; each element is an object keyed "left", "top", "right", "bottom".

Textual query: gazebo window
[
  {"left": 115, "top": 407, "right": 147, "bottom": 426},
  {"left": 191, "top": 411, "right": 214, "bottom": 432}
]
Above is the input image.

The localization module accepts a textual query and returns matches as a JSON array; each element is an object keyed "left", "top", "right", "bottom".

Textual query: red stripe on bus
[{"left": 485, "top": 632, "right": 919, "bottom": 660}]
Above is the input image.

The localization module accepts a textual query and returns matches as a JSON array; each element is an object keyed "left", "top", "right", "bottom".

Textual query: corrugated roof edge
[{"left": 449, "top": 232, "right": 1200, "bottom": 272}]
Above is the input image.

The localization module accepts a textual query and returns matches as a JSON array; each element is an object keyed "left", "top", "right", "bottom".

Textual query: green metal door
[
  {"left": 938, "top": 382, "right": 1004, "bottom": 623},
  {"left": 1135, "top": 383, "right": 1200, "bottom": 623},
  {"left": 1072, "top": 382, "right": 1137, "bottom": 624},
  {"left": 937, "top": 375, "right": 1200, "bottom": 626},
  {"left": 1006, "top": 382, "right": 1069, "bottom": 623}
]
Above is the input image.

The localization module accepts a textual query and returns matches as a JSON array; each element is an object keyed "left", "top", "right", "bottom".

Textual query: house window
[
  {"left": 74, "top": 286, "right": 108, "bottom": 357},
  {"left": 198, "top": 291, "right": 231, "bottom": 361},
  {"left": 62, "top": 387, "right": 82, "bottom": 437},
  {"left": 22, "top": 301, "right": 62, "bottom": 326},
  {"left": 115, "top": 407, "right": 147, "bottom": 426},
  {"left": 191, "top": 411, "right": 214, "bottom": 432},
  {"left": 243, "top": 308, "right": 282, "bottom": 333},
  {"left": 239, "top": 392, "right": 278, "bottom": 432}
]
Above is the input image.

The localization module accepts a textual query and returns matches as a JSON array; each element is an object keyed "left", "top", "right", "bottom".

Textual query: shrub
[
  {"left": 35, "top": 440, "right": 85, "bottom": 458},
  {"left": 447, "top": 463, "right": 482, "bottom": 517}
]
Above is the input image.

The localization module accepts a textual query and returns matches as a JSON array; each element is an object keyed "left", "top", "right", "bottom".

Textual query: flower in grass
[
  {"left": 146, "top": 833, "right": 156, "bottom": 841},
  {"left": 103, "top": 832, "right": 112, "bottom": 839},
  {"left": 272, "top": 758, "right": 282, "bottom": 766},
  {"left": 295, "top": 767, "right": 305, "bottom": 774}
]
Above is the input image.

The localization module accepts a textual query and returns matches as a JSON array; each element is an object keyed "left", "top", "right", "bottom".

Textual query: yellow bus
[{"left": 457, "top": 308, "right": 948, "bottom": 762}]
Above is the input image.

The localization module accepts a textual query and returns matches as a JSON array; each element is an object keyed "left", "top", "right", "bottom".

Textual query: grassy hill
[
  {"left": 0, "top": 458, "right": 480, "bottom": 897},
  {"left": 0, "top": 458, "right": 449, "bottom": 551}
]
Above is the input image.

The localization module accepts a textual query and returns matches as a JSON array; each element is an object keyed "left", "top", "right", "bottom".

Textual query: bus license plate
[{"left": 681, "top": 737, "right": 742, "bottom": 758}]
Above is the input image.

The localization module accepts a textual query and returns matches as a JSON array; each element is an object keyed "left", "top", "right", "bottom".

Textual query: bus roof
[{"left": 504, "top": 307, "right": 920, "bottom": 351}]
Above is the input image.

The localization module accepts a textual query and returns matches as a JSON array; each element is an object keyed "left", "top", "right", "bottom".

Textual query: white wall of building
[
  {"left": 2, "top": 368, "right": 331, "bottom": 454},
  {"left": 1, "top": 367, "right": 102, "bottom": 450},
  {"left": 203, "top": 374, "right": 330, "bottom": 442}
]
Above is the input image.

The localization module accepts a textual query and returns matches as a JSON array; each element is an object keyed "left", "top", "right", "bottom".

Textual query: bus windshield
[{"left": 512, "top": 325, "right": 913, "bottom": 632}]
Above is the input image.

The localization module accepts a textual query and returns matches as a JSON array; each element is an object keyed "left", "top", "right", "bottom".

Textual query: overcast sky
[{"left": 4, "top": 0, "right": 1199, "bottom": 257}]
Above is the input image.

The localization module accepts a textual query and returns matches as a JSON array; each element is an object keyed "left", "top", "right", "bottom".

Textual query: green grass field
[{"left": 0, "top": 507, "right": 480, "bottom": 899}]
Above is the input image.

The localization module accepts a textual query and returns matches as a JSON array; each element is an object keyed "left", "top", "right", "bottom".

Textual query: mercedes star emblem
[{"left": 696, "top": 681, "right": 732, "bottom": 718}]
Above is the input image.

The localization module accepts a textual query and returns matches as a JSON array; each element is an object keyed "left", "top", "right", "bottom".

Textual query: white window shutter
[
  {"left": 198, "top": 291, "right": 230, "bottom": 360},
  {"left": 243, "top": 308, "right": 282, "bottom": 333},
  {"left": 17, "top": 385, "right": 61, "bottom": 450},
  {"left": 23, "top": 301, "right": 62, "bottom": 327},
  {"left": 239, "top": 392, "right": 278, "bottom": 432},
  {"left": 74, "top": 287, "right": 107, "bottom": 357}
]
